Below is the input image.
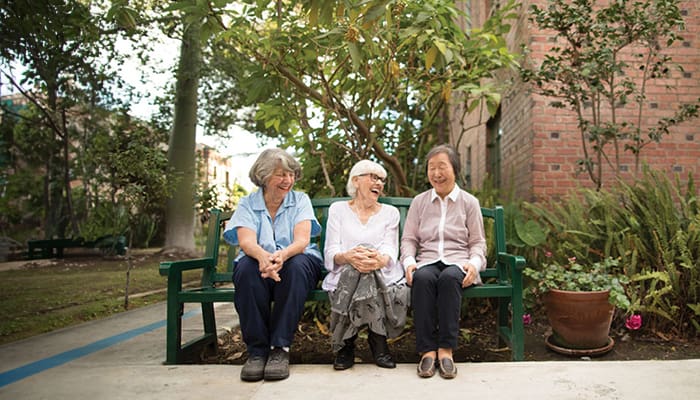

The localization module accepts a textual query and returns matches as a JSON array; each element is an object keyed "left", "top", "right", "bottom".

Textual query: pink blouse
[{"left": 400, "top": 185, "right": 487, "bottom": 284}]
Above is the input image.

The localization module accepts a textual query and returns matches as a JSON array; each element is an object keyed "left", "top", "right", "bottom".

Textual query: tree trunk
[{"left": 164, "top": 12, "right": 202, "bottom": 252}]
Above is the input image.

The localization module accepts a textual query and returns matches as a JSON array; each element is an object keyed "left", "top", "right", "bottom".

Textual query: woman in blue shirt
[{"left": 223, "top": 148, "right": 323, "bottom": 382}]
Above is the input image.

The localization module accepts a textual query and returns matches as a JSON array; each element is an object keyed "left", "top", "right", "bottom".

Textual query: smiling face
[
  {"left": 427, "top": 152, "right": 456, "bottom": 198},
  {"left": 353, "top": 173, "right": 385, "bottom": 201},
  {"left": 264, "top": 165, "right": 296, "bottom": 199}
]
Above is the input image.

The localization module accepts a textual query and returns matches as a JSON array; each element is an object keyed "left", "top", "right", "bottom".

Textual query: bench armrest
[
  {"left": 497, "top": 252, "right": 526, "bottom": 292},
  {"left": 159, "top": 257, "right": 216, "bottom": 277},
  {"left": 497, "top": 252, "right": 526, "bottom": 272}
]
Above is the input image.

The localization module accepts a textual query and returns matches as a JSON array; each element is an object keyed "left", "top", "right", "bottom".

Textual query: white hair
[{"left": 346, "top": 160, "right": 387, "bottom": 198}]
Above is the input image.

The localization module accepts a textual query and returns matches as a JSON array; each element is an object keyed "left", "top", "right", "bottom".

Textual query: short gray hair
[
  {"left": 425, "top": 144, "right": 461, "bottom": 176},
  {"left": 249, "top": 148, "right": 302, "bottom": 188},
  {"left": 346, "top": 159, "right": 387, "bottom": 198}
]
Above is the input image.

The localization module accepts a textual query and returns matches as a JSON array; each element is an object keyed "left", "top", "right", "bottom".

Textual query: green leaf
[
  {"left": 434, "top": 40, "right": 447, "bottom": 56},
  {"left": 515, "top": 218, "right": 547, "bottom": 247},
  {"left": 363, "top": 1, "right": 389, "bottom": 24},
  {"left": 348, "top": 42, "right": 362, "bottom": 71},
  {"left": 425, "top": 46, "right": 438, "bottom": 71}
]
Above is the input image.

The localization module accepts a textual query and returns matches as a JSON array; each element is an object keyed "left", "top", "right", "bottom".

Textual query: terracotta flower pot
[{"left": 543, "top": 288, "right": 614, "bottom": 349}]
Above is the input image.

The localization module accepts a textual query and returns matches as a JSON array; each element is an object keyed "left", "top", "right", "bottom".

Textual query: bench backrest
[{"left": 198, "top": 197, "right": 507, "bottom": 288}]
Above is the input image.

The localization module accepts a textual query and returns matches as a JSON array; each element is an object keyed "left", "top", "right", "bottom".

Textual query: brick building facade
[{"left": 454, "top": 0, "right": 699, "bottom": 201}]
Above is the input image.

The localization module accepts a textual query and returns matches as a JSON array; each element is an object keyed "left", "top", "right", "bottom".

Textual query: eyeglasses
[{"left": 359, "top": 173, "right": 386, "bottom": 184}]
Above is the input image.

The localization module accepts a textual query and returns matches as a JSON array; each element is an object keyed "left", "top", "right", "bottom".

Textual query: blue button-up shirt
[{"left": 223, "top": 189, "right": 322, "bottom": 262}]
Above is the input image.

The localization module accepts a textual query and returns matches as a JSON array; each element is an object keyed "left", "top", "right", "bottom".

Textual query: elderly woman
[
  {"left": 223, "top": 148, "right": 323, "bottom": 382},
  {"left": 401, "top": 144, "right": 487, "bottom": 379},
  {"left": 322, "top": 160, "right": 409, "bottom": 370}
]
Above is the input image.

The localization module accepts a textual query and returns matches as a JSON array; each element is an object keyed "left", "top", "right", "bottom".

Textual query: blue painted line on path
[{"left": 0, "top": 309, "right": 200, "bottom": 388}]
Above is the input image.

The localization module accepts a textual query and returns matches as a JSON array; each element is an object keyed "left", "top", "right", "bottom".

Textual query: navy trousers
[
  {"left": 411, "top": 261, "right": 465, "bottom": 353},
  {"left": 232, "top": 253, "right": 323, "bottom": 357}
]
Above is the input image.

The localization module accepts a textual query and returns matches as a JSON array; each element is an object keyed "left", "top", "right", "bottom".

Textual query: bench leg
[
  {"left": 497, "top": 298, "right": 510, "bottom": 348},
  {"left": 201, "top": 302, "right": 218, "bottom": 357},
  {"left": 510, "top": 294, "right": 525, "bottom": 361},
  {"left": 164, "top": 300, "right": 183, "bottom": 364},
  {"left": 495, "top": 297, "right": 525, "bottom": 361}
]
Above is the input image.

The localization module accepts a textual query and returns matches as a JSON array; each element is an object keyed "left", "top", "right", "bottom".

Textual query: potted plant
[{"left": 524, "top": 256, "right": 631, "bottom": 354}]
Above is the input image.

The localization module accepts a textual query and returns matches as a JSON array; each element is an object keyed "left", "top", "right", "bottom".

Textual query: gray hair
[
  {"left": 425, "top": 144, "right": 461, "bottom": 176},
  {"left": 346, "top": 159, "right": 387, "bottom": 198},
  {"left": 249, "top": 148, "right": 302, "bottom": 188}
]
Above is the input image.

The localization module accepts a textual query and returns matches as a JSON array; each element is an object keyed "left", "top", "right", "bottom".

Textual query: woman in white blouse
[{"left": 322, "top": 160, "right": 409, "bottom": 371}]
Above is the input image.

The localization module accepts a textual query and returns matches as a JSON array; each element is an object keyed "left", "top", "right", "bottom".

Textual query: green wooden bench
[
  {"left": 27, "top": 235, "right": 127, "bottom": 259},
  {"left": 159, "top": 197, "right": 526, "bottom": 364}
]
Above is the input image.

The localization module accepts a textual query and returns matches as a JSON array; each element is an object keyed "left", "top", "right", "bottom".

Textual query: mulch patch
[{"left": 201, "top": 304, "right": 700, "bottom": 366}]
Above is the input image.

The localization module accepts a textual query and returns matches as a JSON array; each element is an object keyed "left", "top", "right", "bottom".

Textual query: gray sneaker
[
  {"left": 240, "top": 355, "right": 266, "bottom": 382},
  {"left": 264, "top": 348, "right": 290, "bottom": 380}
]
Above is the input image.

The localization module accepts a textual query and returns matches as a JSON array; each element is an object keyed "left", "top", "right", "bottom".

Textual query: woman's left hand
[
  {"left": 347, "top": 246, "right": 383, "bottom": 273},
  {"left": 462, "top": 263, "right": 478, "bottom": 288},
  {"left": 262, "top": 249, "right": 287, "bottom": 281}
]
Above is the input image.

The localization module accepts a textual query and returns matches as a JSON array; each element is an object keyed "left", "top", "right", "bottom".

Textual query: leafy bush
[{"left": 517, "top": 168, "right": 700, "bottom": 337}]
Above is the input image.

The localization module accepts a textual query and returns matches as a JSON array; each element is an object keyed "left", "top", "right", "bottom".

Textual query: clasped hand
[
  {"left": 346, "top": 246, "right": 383, "bottom": 273},
  {"left": 258, "top": 250, "right": 285, "bottom": 282}
]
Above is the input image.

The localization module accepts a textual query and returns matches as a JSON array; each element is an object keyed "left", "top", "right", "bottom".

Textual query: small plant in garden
[{"left": 524, "top": 256, "right": 631, "bottom": 311}]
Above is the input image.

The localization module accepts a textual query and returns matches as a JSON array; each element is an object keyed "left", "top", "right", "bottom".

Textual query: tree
[
  {"left": 163, "top": 4, "right": 203, "bottom": 253},
  {"left": 196, "top": 0, "right": 519, "bottom": 196},
  {"left": 0, "top": 0, "right": 134, "bottom": 238},
  {"left": 92, "top": 111, "right": 174, "bottom": 308},
  {"left": 521, "top": 0, "right": 700, "bottom": 190}
]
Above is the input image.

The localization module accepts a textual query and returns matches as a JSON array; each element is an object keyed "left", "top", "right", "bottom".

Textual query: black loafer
[
  {"left": 333, "top": 344, "right": 355, "bottom": 370},
  {"left": 417, "top": 356, "right": 436, "bottom": 378},
  {"left": 438, "top": 357, "right": 457, "bottom": 379}
]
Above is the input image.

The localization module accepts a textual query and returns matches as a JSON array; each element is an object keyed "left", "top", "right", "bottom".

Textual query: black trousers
[
  {"left": 232, "top": 253, "right": 322, "bottom": 357},
  {"left": 411, "top": 261, "right": 465, "bottom": 353}
]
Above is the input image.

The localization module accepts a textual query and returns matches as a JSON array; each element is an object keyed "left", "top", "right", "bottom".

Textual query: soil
[{"left": 204, "top": 304, "right": 700, "bottom": 365}]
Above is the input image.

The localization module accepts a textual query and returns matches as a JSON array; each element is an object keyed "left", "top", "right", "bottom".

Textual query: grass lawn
[{"left": 0, "top": 250, "right": 202, "bottom": 345}]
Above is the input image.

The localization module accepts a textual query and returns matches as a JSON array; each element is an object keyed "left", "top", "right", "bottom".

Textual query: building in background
[
  {"left": 196, "top": 144, "right": 252, "bottom": 211},
  {"left": 455, "top": 0, "right": 699, "bottom": 201}
]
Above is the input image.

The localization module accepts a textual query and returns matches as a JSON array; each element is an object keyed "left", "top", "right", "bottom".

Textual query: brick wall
[{"left": 456, "top": 0, "right": 700, "bottom": 201}]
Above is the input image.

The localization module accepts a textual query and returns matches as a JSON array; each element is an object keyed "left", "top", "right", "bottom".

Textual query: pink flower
[
  {"left": 545, "top": 251, "right": 553, "bottom": 258},
  {"left": 625, "top": 314, "right": 643, "bottom": 330},
  {"left": 522, "top": 313, "right": 532, "bottom": 325}
]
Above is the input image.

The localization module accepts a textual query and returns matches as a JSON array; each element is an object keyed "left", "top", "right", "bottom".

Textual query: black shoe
[
  {"left": 264, "top": 348, "right": 290, "bottom": 381},
  {"left": 333, "top": 345, "right": 355, "bottom": 370},
  {"left": 368, "top": 330, "right": 396, "bottom": 369},
  {"left": 240, "top": 355, "right": 266, "bottom": 382},
  {"left": 333, "top": 335, "right": 356, "bottom": 370}
]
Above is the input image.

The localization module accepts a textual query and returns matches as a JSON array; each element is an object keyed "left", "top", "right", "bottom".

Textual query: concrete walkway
[{"left": 1, "top": 302, "right": 698, "bottom": 400}]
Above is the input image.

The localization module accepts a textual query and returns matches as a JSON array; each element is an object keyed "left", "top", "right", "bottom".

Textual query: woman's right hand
[
  {"left": 405, "top": 264, "right": 417, "bottom": 286},
  {"left": 257, "top": 252, "right": 281, "bottom": 282},
  {"left": 345, "top": 246, "right": 381, "bottom": 273}
]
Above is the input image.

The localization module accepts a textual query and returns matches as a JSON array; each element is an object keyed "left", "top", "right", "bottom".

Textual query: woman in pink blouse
[
  {"left": 322, "top": 160, "right": 409, "bottom": 371},
  {"left": 401, "top": 144, "right": 487, "bottom": 379}
]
